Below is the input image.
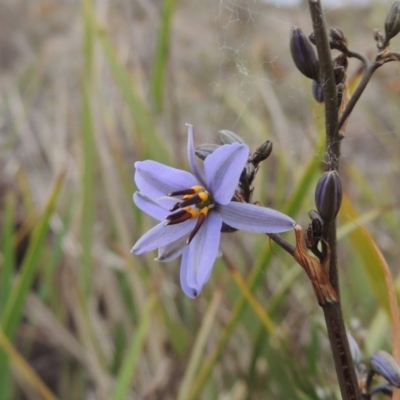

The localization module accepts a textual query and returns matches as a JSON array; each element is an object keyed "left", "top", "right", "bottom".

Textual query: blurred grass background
[{"left": 0, "top": 0, "right": 400, "bottom": 399}]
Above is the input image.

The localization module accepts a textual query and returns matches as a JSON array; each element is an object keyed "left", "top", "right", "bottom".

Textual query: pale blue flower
[
  {"left": 370, "top": 350, "right": 400, "bottom": 388},
  {"left": 132, "top": 124, "right": 295, "bottom": 298}
]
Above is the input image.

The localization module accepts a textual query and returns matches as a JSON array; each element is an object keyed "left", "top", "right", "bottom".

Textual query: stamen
[
  {"left": 179, "top": 193, "right": 205, "bottom": 208},
  {"left": 164, "top": 185, "right": 214, "bottom": 240},
  {"left": 169, "top": 186, "right": 203, "bottom": 197},
  {"left": 169, "top": 202, "right": 181, "bottom": 212},
  {"left": 165, "top": 207, "right": 200, "bottom": 225},
  {"left": 187, "top": 207, "right": 209, "bottom": 244},
  {"left": 169, "top": 187, "right": 211, "bottom": 212},
  {"left": 165, "top": 209, "right": 192, "bottom": 225}
]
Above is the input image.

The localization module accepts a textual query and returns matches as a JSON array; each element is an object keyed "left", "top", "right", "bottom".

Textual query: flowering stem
[
  {"left": 308, "top": 1, "right": 362, "bottom": 399},
  {"left": 338, "top": 62, "right": 380, "bottom": 131},
  {"left": 267, "top": 233, "right": 295, "bottom": 256}
]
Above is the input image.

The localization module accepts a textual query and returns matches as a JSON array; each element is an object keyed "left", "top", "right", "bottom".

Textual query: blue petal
[
  {"left": 186, "top": 124, "right": 206, "bottom": 184},
  {"left": 156, "top": 235, "right": 188, "bottom": 262},
  {"left": 370, "top": 351, "right": 400, "bottom": 387},
  {"left": 218, "top": 202, "right": 295, "bottom": 233},
  {"left": 204, "top": 143, "right": 249, "bottom": 205},
  {"left": 135, "top": 160, "right": 198, "bottom": 203},
  {"left": 185, "top": 212, "right": 222, "bottom": 292},
  {"left": 131, "top": 219, "right": 196, "bottom": 254},
  {"left": 134, "top": 192, "right": 168, "bottom": 221},
  {"left": 180, "top": 250, "right": 200, "bottom": 298}
]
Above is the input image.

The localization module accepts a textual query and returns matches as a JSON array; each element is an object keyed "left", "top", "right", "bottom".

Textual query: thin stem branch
[
  {"left": 338, "top": 62, "right": 380, "bottom": 130},
  {"left": 344, "top": 49, "right": 370, "bottom": 67},
  {"left": 308, "top": 1, "right": 362, "bottom": 399},
  {"left": 267, "top": 233, "right": 295, "bottom": 256}
]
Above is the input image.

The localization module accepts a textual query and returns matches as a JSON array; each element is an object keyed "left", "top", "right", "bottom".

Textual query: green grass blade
[
  {"left": 80, "top": 83, "right": 95, "bottom": 293},
  {"left": 89, "top": 20, "right": 170, "bottom": 162},
  {"left": 177, "top": 290, "right": 222, "bottom": 400},
  {"left": 111, "top": 295, "right": 156, "bottom": 400},
  {"left": 0, "top": 169, "right": 66, "bottom": 392},
  {"left": 1, "top": 169, "right": 66, "bottom": 336},
  {"left": 0, "top": 328, "right": 58, "bottom": 400},
  {"left": 152, "top": 0, "right": 176, "bottom": 111},
  {"left": 80, "top": 0, "right": 96, "bottom": 294},
  {"left": 1, "top": 192, "right": 15, "bottom": 312},
  {"left": 0, "top": 192, "right": 16, "bottom": 400},
  {"left": 340, "top": 195, "right": 390, "bottom": 312}
]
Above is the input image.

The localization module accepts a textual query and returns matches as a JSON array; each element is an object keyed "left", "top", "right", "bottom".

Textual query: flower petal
[
  {"left": 186, "top": 124, "right": 206, "bottom": 184},
  {"left": 204, "top": 143, "right": 249, "bottom": 205},
  {"left": 185, "top": 212, "right": 222, "bottom": 291},
  {"left": 134, "top": 192, "right": 168, "bottom": 221},
  {"left": 179, "top": 250, "right": 200, "bottom": 298},
  {"left": 156, "top": 235, "right": 188, "bottom": 262},
  {"left": 135, "top": 160, "right": 198, "bottom": 202},
  {"left": 131, "top": 219, "right": 196, "bottom": 254},
  {"left": 218, "top": 202, "right": 295, "bottom": 233}
]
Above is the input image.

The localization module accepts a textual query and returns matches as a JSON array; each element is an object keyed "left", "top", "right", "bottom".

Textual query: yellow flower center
[{"left": 166, "top": 186, "right": 214, "bottom": 243}]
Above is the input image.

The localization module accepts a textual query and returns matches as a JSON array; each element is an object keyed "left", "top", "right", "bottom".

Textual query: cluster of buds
[
  {"left": 196, "top": 130, "right": 273, "bottom": 232},
  {"left": 290, "top": 26, "right": 348, "bottom": 105}
]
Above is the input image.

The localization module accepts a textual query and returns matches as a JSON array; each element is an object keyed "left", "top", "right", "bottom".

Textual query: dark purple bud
[
  {"left": 385, "top": 1, "right": 400, "bottom": 42},
  {"left": 195, "top": 144, "right": 219, "bottom": 160},
  {"left": 315, "top": 171, "right": 342, "bottom": 222},
  {"left": 250, "top": 140, "right": 273, "bottom": 164},
  {"left": 329, "top": 27, "right": 348, "bottom": 52},
  {"left": 370, "top": 350, "right": 400, "bottom": 388},
  {"left": 305, "top": 210, "right": 323, "bottom": 251},
  {"left": 218, "top": 130, "right": 245, "bottom": 145},
  {"left": 312, "top": 80, "right": 324, "bottom": 103},
  {"left": 290, "top": 27, "right": 319, "bottom": 81}
]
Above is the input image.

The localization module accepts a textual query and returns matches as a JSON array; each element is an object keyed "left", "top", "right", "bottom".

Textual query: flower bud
[
  {"left": 217, "top": 130, "right": 245, "bottom": 145},
  {"left": 385, "top": 1, "right": 400, "bottom": 42},
  {"left": 329, "top": 27, "right": 348, "bottom": 52},
  {"left": 250, "top": 140, "right": 273, "bottom": 164},
  {"left": 370, "top": 350, "right": 400, "bottom": 388},
  {"left": 315, "top": 171, "right": 342, "bottom": 222},
  {"left": 312, "top": 80, "right": 324, "bottom": 103},
  {"left": 195, "top": 144, "right": 219, "bottom": 160},
  {"left": 290, "top": 27, "right": 319, "bottom": 81}
]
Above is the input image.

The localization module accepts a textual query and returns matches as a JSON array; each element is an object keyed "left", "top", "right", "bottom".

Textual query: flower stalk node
[{"left": 293, "top": 225, "right": 338, "bottom": 306}]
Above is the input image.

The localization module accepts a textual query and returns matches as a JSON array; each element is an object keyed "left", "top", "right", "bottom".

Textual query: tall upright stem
[{"left": 308, "top": 1, "right": 362, "bottom": 399}]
